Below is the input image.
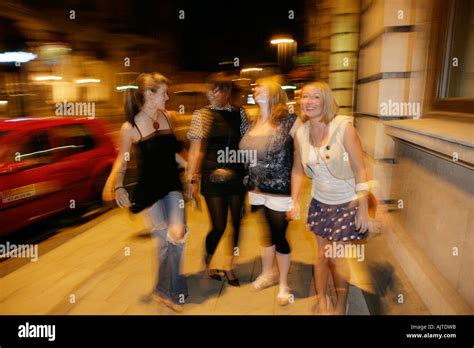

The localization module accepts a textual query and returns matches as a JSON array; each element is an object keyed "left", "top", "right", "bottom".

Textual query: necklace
[
  {"left": 143, "top": 110, "right": 160, "bottom": 131},
  {"left": 310, "top": 123, "right": 328, "bottom": 147}
]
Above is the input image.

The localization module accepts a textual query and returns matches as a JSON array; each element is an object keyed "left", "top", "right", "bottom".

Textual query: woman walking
[
  {"left": 104, "top": 72, "right": 187, "bottom": 312},
  {"left": 186, "top": 73, "right": 249, "bottom": 286},
  {"left": 289, "top": 81, "right": 369, "bottom": 315},
  {"left": 239, "top": 77, "right": 302, "bottom": 305}
]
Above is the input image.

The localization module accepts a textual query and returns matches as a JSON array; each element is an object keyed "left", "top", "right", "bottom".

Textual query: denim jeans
[{"left": 144, "top": 191, "right": 188, "bottom": 304}]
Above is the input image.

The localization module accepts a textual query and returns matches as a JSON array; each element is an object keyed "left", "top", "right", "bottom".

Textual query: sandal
[
  {"left": 153, "top": 293, "right": 184, "bottom": 313},
  {"left": 277, "top": 287, "right": 293, "bottom": 306},
  {"left": 315, "top": 295, "right": 333, "bottom": 315},
  {"left": 251, "top": 274, "right": 276, "bottom": 291}
]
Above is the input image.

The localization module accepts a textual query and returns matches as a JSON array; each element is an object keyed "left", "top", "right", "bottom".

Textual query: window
[
  {"left": 12, "top": 131, "right": 52, "bottom": 165},
  {"left": 426, "top": 0, "right": 474, "bottom": 114},
  {"left": 50, "top": 124, "right": 95, "bottom": 159},
  {"left": 440, "top": 0, "right": 474, "bottom": 99}
]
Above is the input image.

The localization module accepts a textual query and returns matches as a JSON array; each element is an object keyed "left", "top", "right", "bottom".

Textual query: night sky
[
  {"left": 22, "top": 0, "right": 306, "bottom": 72},
  {"left": 172, "top": 0, "right": 305, "bottom": 71}
]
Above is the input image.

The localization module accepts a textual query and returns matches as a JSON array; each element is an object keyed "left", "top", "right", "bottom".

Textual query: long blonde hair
[
  {"left": 255, "top": 76, "right": 289, "bottom": 125},
  {"left": 124, "top": 72, "right": 171, "bottom": 127},
  {"left": 300, "top": 81, "right": 339, "bottom": 124}
]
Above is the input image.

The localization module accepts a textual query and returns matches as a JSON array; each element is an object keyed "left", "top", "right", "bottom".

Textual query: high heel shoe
[
  {"left": 205, "top": 254, "right": 222, "bottom": 281},
  {"left": 223, "top": 270, "right": 240, "bottom": 287}
]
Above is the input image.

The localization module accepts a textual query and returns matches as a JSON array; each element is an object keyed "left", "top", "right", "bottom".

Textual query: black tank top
[{"left": 130, "top": 124, "right": 182, "bottom": 214}]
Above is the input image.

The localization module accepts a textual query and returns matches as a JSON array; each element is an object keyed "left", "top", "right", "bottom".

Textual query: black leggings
[
  {"left": 204, "top": 194, "right": 245, "bottom": 256},
  {"left": 252, "top": 205, "right": 291, "bottom": 254}
]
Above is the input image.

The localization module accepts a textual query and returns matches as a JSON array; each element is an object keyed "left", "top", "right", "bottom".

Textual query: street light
[
  {"left": 270, "top": 39, "right": 295, "bottom": 44},
  {"left": 270, "top": 37, "right": 297, "bottom": 74}
]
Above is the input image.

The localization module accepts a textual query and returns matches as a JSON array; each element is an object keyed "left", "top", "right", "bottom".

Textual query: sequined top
[{"left": 239, "top": 113, "right": 297, "bottom": 195}]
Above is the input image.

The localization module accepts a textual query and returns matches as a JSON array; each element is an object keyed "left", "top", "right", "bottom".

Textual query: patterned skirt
[{"left": 306, "top": 198, "right": 369, "bottom": 241}]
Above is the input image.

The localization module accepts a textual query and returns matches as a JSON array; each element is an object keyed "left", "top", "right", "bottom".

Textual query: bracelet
[
  {"left": 114, "top": 186, "right": 126, "bottom": 192},
  {"left": 355, "top": 182, "right": 369, "bottom": 192}
]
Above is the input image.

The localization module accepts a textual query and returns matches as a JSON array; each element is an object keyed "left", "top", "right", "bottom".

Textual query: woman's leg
[
  {"left": 329, "top": 241, "right": 350, "bottom": 315},
  {"left": 223, "top": 194, "right": 245, "bottom": 271},
  {"left": 152, "top": 191, "right": 187, "bottom": 308},
  {"left": 314, "top": 235, "right": 333, "bottom": 314},
  {"left": 264, "top": 207, "right": 291, "bottom": 296},
  {"left": 203, "top": 195, "right": 229, "bottom": 277},
  {"left": 204, "top": 195, "right": 229, "bottom": 256},
  {"left": 227, "top": 194, "right": 245, "bottom": 253}
]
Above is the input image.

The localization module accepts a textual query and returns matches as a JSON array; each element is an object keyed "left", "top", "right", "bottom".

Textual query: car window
[
  {"left": 4, "top": 131, "right": 53, "bottom": 165},
  {"left": 50, "top": 124, "right": 95, "bottom": 159}
]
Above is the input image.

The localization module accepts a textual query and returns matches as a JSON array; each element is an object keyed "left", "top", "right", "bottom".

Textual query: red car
[{"left": 0, "top": 117, "right": 117, "bottom": 236}]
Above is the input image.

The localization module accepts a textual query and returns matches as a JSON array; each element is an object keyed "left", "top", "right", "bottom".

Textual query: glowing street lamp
[{"left": 270, "top": 37, "right": 297, "bottom": 74}]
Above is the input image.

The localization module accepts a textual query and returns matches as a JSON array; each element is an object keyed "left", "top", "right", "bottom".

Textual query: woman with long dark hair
[{"left": 103, "top": 72, "right": 187, "bottom": 312}]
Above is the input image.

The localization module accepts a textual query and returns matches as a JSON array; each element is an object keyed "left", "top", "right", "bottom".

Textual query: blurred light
[
  {"left": 0, "top": 51, "right": 38, "bottom": 63},
  {"left": 0, "top": 101, "right": 8, "bottom": 105},
  {"left": 232, "top": 78, "right": 251, "bottom": 81},
  {"left": 76, "top": 79, "right": 101, "bottom": 84},
  {"left": 4, "top": 118, "right": 39, "bottom": 122},
  {"left": 271, "top": 39, "right": 295, "bottom": 44},
  {"left": 241, "top": 68, "right": 263, "bottom": 72},
  {"left": 116, "top": 85, "right": 139, "bottom": 91},
  {"left": 34, "top": 76, "right": 62, "bottom": 81},
  {"left": 219, "top": 61, "right": 234, "bottom": 65},
  {"left": 286, "top": 102, "right": 296, "bottom": 105},
  {"left": 247, "top": 94, "right": 255, "bottom": 104},
  {"left": 282, "top": 85, "right": 296, "bottom": 90}
]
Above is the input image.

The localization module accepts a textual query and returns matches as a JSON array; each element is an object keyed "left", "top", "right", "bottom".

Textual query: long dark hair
[{"left": 124, "top": 72, "right": 171, "bottom": 127}]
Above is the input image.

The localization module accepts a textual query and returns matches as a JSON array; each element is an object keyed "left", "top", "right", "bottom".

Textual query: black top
[
  {"left": 130, "top": 125, "right": 182, "bottom": 214},
  {"left": 200, "top": 106, "right": 246, "bottom": 196}
]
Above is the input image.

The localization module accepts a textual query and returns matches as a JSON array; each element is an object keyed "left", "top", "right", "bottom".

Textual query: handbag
[{"left": 209, "top": 121, "right": 235, "bottom": 184}]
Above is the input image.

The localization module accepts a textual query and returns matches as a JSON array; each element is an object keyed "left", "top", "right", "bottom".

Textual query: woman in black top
[
  {"left": 103, "top": 73, "right": 187, "bottom": 312},
  {"left": 186, "top": 73, "right": 249, "bottom": 286}
]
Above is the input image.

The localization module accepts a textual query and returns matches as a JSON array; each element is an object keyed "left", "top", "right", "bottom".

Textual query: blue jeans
[{"left": 144, "top": 191, "right": 188, "bottom": 304}]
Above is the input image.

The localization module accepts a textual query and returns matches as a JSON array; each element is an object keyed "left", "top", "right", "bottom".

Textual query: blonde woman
[
  {"left": 239, "top": 77, "right": 302, "bottom": 305},
  {"left": 288, "top": 81, "right": 369, "bottom": 315}
]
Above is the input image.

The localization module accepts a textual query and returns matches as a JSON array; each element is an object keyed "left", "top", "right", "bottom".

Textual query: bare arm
[
  {"left": 186, "top": 140, "right": 204, "bottom": 181},
  {"left": 104, "top": 122, "right": 134, "bottom": 207},
  {"left": 288, "top": 134, "right": 305, "bottom": 220},
  {"left": 289, "top": 117, "right": 303, "bottom": 138},
  {"left": 344, "top": 123, "right": 369, "bottom": 231}
]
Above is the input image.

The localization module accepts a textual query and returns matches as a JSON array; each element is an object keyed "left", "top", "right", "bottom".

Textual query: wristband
[
  {"left": 114, "top": 186, "right": 126, "bottom": 192},
  {"left": 355, "top": 182, "right": 369, "bottom": 192}
]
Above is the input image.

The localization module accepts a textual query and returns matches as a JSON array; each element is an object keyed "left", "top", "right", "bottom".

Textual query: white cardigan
[{"left": 296, "top": 115, "right": 355, "bottom": 181}]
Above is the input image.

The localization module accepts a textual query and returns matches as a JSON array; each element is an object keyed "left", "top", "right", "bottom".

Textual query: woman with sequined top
[{"left": 239, "top": 77, "right": 302, "bottom": 305}]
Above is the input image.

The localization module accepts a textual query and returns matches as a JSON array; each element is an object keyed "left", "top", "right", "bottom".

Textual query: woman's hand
[
  {"left": 355, "top": 198, "right": 369, "bottom": 233},
  {"left": 185, "top": 181, "right": 199, "bottom": 201},
  {"left": 115, "top": 187, "right": 131, "bottom": 208},
  {"left": 287, "top": 201, "right": 301, "bottom": 220}
]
